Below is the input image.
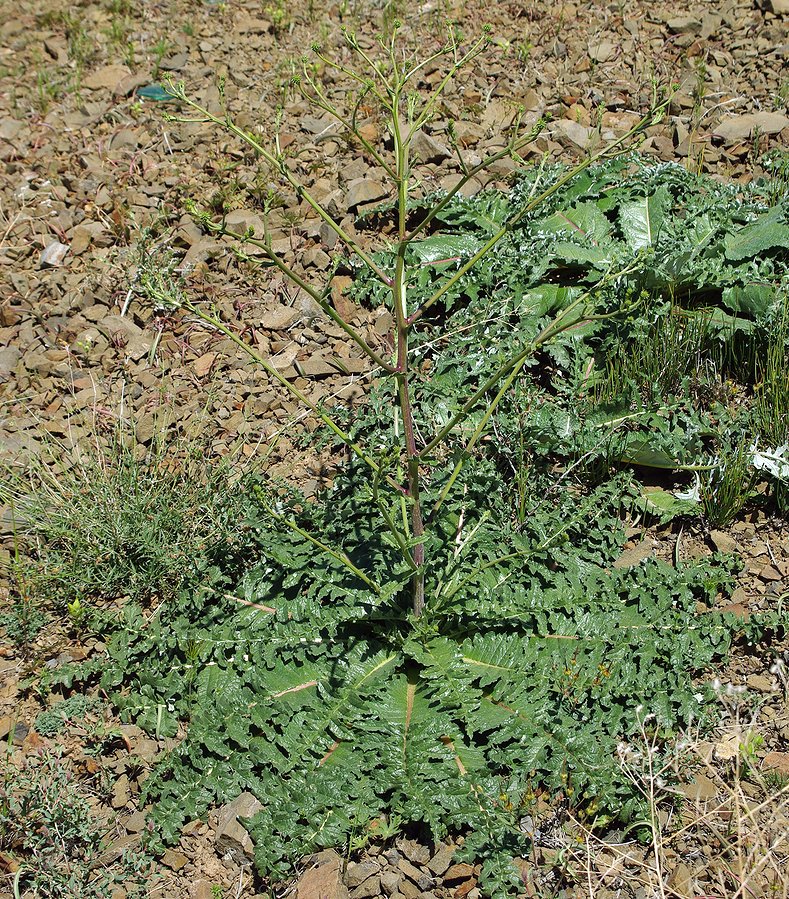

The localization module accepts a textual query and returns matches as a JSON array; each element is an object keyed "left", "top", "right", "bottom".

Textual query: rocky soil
[{"left": 1, "top": 0, "right": 789, "bottom": 896}]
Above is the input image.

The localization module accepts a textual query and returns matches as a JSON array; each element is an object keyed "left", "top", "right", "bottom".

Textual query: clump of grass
[
  {"left": 700, "top": 436, "right": 757, "bottom": 528},
  {"left": 1, "top": 425, "right": 250, "bottom": 613},
  {"left": 593, "top": 299, "right": 716, "bottom": 408}
]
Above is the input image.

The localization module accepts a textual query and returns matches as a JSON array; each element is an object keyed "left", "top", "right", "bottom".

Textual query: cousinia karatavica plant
[
  {"left": 114, "top": 32, "right": 778, "bottom": 896},
  {"left": 157, "top": 24, "right": 669, "bottom": 619}
]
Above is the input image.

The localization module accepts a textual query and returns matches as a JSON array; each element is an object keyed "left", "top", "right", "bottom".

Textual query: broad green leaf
[
  {"left": 721, "top": 283, "right": 775, "bottom": 317},
  {"left": 723, "top": 208, "right": 789, "bottom": 260},
  {"left": 551, "top": 241, "right": 612, "bottom": 267},
  {"left": 518, "top": 284, "right": 583, "bottom": 316},
  {"left": 619, "top": 185, "right": 670, "bottom": 250},
  {"left": 409, "top": 233, "right": 481, "bottom": 264},
  {"left": 617, "top": 438, "right": 681, "bottom": 469},
  {"left": 640, "top": 486, "right": 699, "bottom": 522},
  {"left": 540, "top": 201, "right": 613, "bottom": 244}
]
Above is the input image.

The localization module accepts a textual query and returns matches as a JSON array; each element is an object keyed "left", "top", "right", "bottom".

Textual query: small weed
[
  {"left": 35, "top": 695, "right": 103, "bottom": 738},
  {"left": 0, "top": 752, "right": 149, "bottom": 897}
]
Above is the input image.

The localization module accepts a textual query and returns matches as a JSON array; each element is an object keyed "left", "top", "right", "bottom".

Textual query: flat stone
[
  {"left": 679, "top": 773, "right": 717, "bottom": 801},
  {"left": 161, "top": 848, "right": 189, "bottom": 871},
  {"left": 444, "top": 863, "right": 476, "bottom": 883},
  {"left": 713, "top": 112, "right": 789, "bottom": 142},
  {"left": 296, "top": 850, "right": 349, "bottom": 899},
  {"left": 759, "top": 565, "right": 783, "bottom": 582},
  {"left": 224, "top": 209, "right": 267, "bottom": 237},
  {"left": 111, "top": 774, "right": 130, "bottom": 809},
  {"left": 666, "top": 16, "right": 701, "bottom": 34},
  {"left": 349, "top": 875, "right": 380, "bottom": 899},
  {"left": 0, "top": 346, "right": 21, "bottom": 380},
  {"left": 411, "top": 130, "right": 451, "bottom": 164},
  {"left": 552, "top": 119, "right": 593, "bottom": 149},
  {"left": 191, "top": 880, "right": 215, "bottom": 899},
  {"left": 346, "top": 179, "right": 388, "bottom": 210},
  {"left": 82, "top": 64, "right": 132, "bottom": 91},
  {"left": 396, "top": 839, "right": 430, "bottom": 866},
  {"left": 300, "top": 354, "right": 337, "bottom": 377},
  {"left": 397, "top": 859, "right": 434, "bottom": 891},
  {"left": 380, "top": 870, "right": 401, "bottom": 895},
  {"left": 613, "top": 543, "right": 653, "bottom": 569},
  {"left": 427, "top": 843, "right": 455, "bottom": 875},
  {"left": 215, "top": 792, "right": 262, "bottom": 862},
  {"left": 123, "top": 810, "right": 147, "bottom": 833},
  {"left": 763, "top": 751, "right": 789, "bottom": 775},
  {"left": 709, "top": 530, "right": 737, "bottom": 554},
  {"left": 346, "top": 860, "right": 380, "bottom": 888},
  {"left": 96, "top": 833, "right": 142, "bottom": 866},
  {"left": 746, "top": 674, "right": 775, "bottom": 692},
  {"left": 99, "top": 315, "right": 144, "bottom": 346},
  {"left": 40, "top": 241, "right": 69, "bottom": 267}
]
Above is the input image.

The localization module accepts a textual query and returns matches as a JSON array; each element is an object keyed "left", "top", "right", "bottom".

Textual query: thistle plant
[
  {"left": 112, "top": 28, "right": 754, "bottom": 898},
  {"left": 157, "top": 25, "right": 666, "bottom": 619}
]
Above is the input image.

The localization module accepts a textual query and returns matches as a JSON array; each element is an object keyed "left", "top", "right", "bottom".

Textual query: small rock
[
  {"left": 191, "top": 880, "right": 215, "bottom": 899},
  {"left": 411, "top": 130, "right": 451, "bottom": 164},
  {"left": 380, "top": 870, "right": 401, "bottom": 895},
  {"left": 427, "top": 843, "right": 455, "bottom": 875},
  {"left": 713, "top": 112, "right": 789, "bottom": 143},
  {"left": 759, "top": 565, "right": 783, "bottom": 582},
  {"left": 587, "top": 39, "right": 615, "bottom": 62},
  {"left": 296, "top": 850, "right": 349, "bottom": 899},
  {"left": 123, "top": 810, "right": 147, "bottom": 833},
  {"left": 346, "top": 860, "right": 380, "bottom": 888},
  {"left": 346, "top": 179, "right": 388, "bottom": 210},
  {"left": 161, "top": 848, "right": 189, "bottom": 871},
  {"left": 96, "top": 834, "right": 142, "bottom": 866},
  {"left": 746, "top": 674, "right": 775, "bottom": 693},
  {"left": 40, "top": 241, "right": 69, "bottom": 267},
  {"left": 259, "top": 304, "right": 300, "bottom": 330},
  {"left": 349, "top": 876, "right": 381, "bottom": 899},
  {"left": 613, "top": 543, "right": 653, "bottom": 569},
  {"left": 82, "top": 64, "right": 132, "bottom": 91},
  {"left": 444, "top": 863, "right": 476, "bottom": 883},
  {"left": 668, "top": 862, "right": 693, "bottom": 893},
  {"left": 709, "top": 530, "right": 738, "bottom": 554},
  {"left": 679, "top": 773, "right": 717, "bottom": 801},
  {"left": 552, "top": 119, "right": 593, "bottom": 149},
  {"left": 396, "top": 839, "right": 430, "bottom": 866},
  {"left": 215, "top": 792, "right": 263, "bottom": 862},
  {"left": 303, "top": 247, "right": 332, "bottom": 270},
  {"left": 454, "top": 880, "right": 478, "bottom": 899},
  {"left": 193, "top": 352, "right": 218, "bottom": 378},
  {"left": 765, "top": 0, "right": 789, "bottom": 13},
  {"left": 224, "top": 209, "right": 267, "bottom": 236},
  {"left": 666, "top": 16, "right": 701, "bottom": 34},
  {"left": 398, "top": 858, "right": 434, "bottom": 891},
  {"left": 762, "top": 751, "right": 789, "bottom": 775},
  {"left": 0, "top": 347, "right": 21, "bottom": 380},
  {"left": 398, "top": 882, "right": 422, "bottom": 899},
  {"left": 111, "top": 774, "right": 130, "bottom": 809}
]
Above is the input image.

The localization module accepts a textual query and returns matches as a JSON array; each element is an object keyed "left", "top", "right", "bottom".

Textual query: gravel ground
[{"left": 1, "top": 0, "right": 788, "bottom": 896}]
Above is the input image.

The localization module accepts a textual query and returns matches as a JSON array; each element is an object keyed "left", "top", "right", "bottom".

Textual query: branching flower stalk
[{"left": 158, "top": 27, "right": 669, "bottom": 618}]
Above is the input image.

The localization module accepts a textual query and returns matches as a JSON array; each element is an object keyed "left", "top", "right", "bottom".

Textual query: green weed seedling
[{"left": 110, "top": 28, "right": 786, "bottom": 898}]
